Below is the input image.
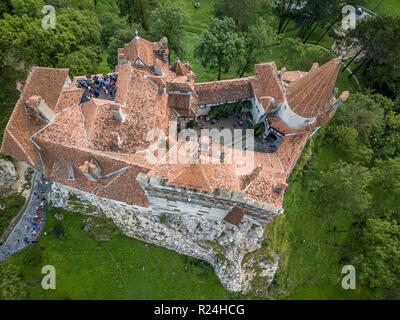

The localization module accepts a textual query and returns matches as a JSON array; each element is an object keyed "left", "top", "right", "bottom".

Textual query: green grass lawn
[
  {"left": 3, "top": 207, "right": 235, "bottom": 300},
  {"left": 365, "top": 0, "right": 400, "bottom": 16}
]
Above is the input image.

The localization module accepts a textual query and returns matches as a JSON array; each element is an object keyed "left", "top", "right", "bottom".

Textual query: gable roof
[
  {"left": 251, "top": 62, "right": 285, "bottom": 106},
  {"left": 194, "top": 78, "right": 253, "bottom": 106}
]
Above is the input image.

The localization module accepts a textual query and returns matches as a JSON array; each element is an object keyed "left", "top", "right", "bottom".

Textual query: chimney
[
  {"left": 112, "top": 105, "right": 126, "bottom": 122},
  {"left": 113, "top": 134, "right": 123, "bottom": 147},
  {"left": 278, "top": 67, "right": 286, "bottom": 78}
]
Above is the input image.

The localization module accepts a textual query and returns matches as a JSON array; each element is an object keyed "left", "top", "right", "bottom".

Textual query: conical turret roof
[{"left": 285, "top": 58, "right": 341, "bottom": 118}]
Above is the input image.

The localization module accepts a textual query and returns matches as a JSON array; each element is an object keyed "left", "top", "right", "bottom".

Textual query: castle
[{"left": 1, "top": 35, "right": 349, "bottom": 291}]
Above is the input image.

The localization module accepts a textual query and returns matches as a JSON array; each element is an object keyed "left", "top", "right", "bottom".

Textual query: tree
[
  {"left": 57, "top": 45, "right": 102, "bottom": 77},
  {"left": 346, "top": 15, "right": 400, "bottom": 97},
  {"left": 331, "top": 92, "right": 385, "bottom": 145},
  {"left": 295, "top": 0, "right": 344, "bottom": 43},
  {"left": 0, "top": 7, "right": 102, "bottom": 74},
  {"left": 117, "top": 0, "right": 153, "bottom": 31},
  {"left": 274, "top": 0, "right": 302, "bottom": 34},
  {"left": 0, "top": 0, "right": 12, "bottom": 17},
  {"left": 149, "top": 0, "right": 189, "bottom": 60},
  {"left": 213, "top": 0, "right": 265, "bottom": 32},
  {"left": 326, "top": 124, "right": 373, "bottom": 164},
  {"left": 195, "top": 18, "right": 244, "bottom": 80},
  {"left": 353, "top": 218, "right": 400, "bottom": 295},
  {"left": 99, "top": 12, "right": 131, "bottom": 48},
  {"left": 9, "top": 0, "right": 44, "bottom": 18},
  {"left": 313, "top": 160, "right": 372, "bottom": 220},
  {"left": 276, "top": 36, "right": 305, "bottom": 69},
  {"left": 237, "top": 17, "right": 277, "bottom": 77},
  {"left": 370, "top": 159, "right": 400, "bottom": 222}
]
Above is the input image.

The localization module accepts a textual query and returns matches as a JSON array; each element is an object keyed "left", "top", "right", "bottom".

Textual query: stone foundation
[{"left": 49, "top": 181, "right": 278, "bottom": 292}]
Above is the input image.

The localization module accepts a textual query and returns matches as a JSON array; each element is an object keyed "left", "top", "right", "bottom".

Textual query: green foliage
[
  {"left": 208, "top": 100, "right": 250, "bottom": 120},
  {"left": 325, "top": 124, "right": 373, "bottom": 163},
  {"left": 276, "top": 36, "right": 305, "bottom": 69},
  {"left": 149, "top": 0, "right": 189, "bottom": 59},
  {"left": 237, "top": 17, "right": 277, "bottom": 77},
  {"left": 188, "top": 119, "right": 195, "bottom": 129},
  {"left": 0, "top": 262, "right": 26, "bottom": 300},
  {"left": 213, "top": 0, "right": 268, "bottom": 32},
  {"left": 0, "top": 194, "right": 26, "bottom": 236},
  {"left": 347, "top": 14, "right": 400, "bottom": 97},
  {"left": 117, "top": 0, "right": 154, "bottom": 31},
  {"left": 22, "top": 247, "right": 43, "bottom": 267},
  {"left": 331, "top": 92, "right": 385, "bottom": 142},
  {"left": 0, "top": 7, "right": 102, "bottom": 75},
  {"left": 10, "top": 0, "right": 45, "bottom": 18},
  {"left": 0, "top": 0, "right": 12, "bottom": 17},
  {"left": 353, "top": 218, "right": 400, "bottom": 294},
  {"left": 370, "top": 159, "right": 400, "bottom": 222},
  {"left": 313, "top": 160, "right": 373, "bottom": 219},
  {"left": 184, "top": 256, "right": 213, "bottom": 275},
  {"left": 195, "top": 17, "right": 245, "bottom": 80}
]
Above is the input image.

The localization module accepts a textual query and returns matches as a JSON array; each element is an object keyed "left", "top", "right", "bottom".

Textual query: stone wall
[
  {"left": 137, "top": 173, "right": 283, "bottom": 226},
  {"left": 49, "top": 181, "right": 279, "bottom": 292}
]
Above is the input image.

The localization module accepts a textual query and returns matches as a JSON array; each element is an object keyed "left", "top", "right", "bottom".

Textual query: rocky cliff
[
  {"left": 0, "top": 158, "right": 17, "bottom": 198},
  {"left": 49, "top": 182, "right": 278, "bottom": 292}
]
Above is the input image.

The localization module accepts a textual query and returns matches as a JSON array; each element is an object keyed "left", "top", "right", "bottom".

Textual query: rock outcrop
[{"left": 0, "top": 159, "right": 17, "bottom": 197}]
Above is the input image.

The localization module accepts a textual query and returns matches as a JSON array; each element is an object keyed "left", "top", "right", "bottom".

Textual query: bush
[
  {"left": 184, "top": 256, "right": 213, "bottom": 275},
  {"left": 209, "top": 100, "right": 251, "bottom": 120},
  {"left": 54, "top": 225, "right": 64, "bottom": 239}
]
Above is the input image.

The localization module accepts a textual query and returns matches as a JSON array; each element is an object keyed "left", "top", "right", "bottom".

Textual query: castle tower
[{"left": 277, "top": 58, "right": 341, "bottom": 129}]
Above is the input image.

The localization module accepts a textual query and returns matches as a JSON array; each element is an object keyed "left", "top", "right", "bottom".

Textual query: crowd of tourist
[
  {"left": 76, "top": 73, "right": 118, "bottom": 99},
  {"left": 0, "top": 172, "right": 50, "bottom": 261}
]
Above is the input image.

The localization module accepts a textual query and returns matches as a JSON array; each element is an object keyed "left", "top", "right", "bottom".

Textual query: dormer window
[
  {"left": 154, "top": 65, "right": 163, "bottom": 75},
  {"left": 79, "top": 159, "right": 101, "bottom": 181},
  {"left": 134, "top": 58, "right": 146, "bottom": 66}
]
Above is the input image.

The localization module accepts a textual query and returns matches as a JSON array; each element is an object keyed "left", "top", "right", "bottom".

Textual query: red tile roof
[
  {"left": 0, "top": 67, "right": 69, "bottom": 165},
  {"left": 54, "top": 87, "right": 84, "bottom": 113},
  {"left": 194, "top": 78, "right": 253, "bottom": 106},
  {"left": 251, "top": 62, "right": 285, "bottom": 106},
  {"left": 0, "top": 35, "right": 347, "bottom": 212},
  {"left": 286, "top": 58, "right": 341, "bottom": 118},
  {"left": 224, "top": 206, "right": 247, "bottom": 226}
]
